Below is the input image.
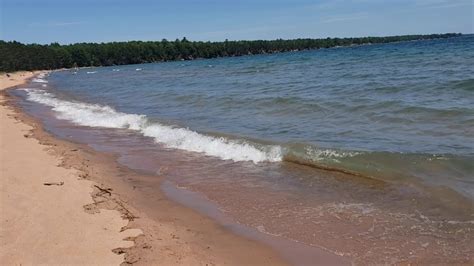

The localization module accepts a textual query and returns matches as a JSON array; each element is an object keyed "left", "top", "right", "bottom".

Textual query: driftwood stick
[
  {"left": 43, "top": 181, "right": 64, "bottom": 186},
  {"left": 94, "top": 185, "right": 112, "bottom": 196}
]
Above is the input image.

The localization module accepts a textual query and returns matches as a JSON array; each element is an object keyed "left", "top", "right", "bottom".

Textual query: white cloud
[
  {"left": 321, "top": 13, "right": 369, "bottom": 23},
  {"left": 414, "top": 0, "right": 472, "bottom": 9}
]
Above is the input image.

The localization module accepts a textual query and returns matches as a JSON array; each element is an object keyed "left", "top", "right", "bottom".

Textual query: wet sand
[{"left": 1, "top": 72, "right": 348, "bottom": 265}]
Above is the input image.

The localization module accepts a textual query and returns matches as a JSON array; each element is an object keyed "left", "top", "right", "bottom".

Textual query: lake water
[{"left": 15, "top": 35, "right": 474, "bottom": 264}]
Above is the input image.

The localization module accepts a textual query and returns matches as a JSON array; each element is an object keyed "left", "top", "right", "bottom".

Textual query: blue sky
[{"left": 1, "top": 0, "right": 472, "bottom": 44}]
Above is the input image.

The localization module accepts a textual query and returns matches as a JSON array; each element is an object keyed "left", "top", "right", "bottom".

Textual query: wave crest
[
  {"left": 22, "top": 88, "right": 282, "bottom": 163},
  {"left": 32, "top": 78, "right": 48, "bottom": 83}
]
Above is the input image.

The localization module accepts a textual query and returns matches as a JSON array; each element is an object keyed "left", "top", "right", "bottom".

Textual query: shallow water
[{"left": 14, "top": 35, "right": 474, "bottom": 264}]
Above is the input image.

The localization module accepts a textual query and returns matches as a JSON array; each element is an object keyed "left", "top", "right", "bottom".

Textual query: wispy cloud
[
  {"left": 414, "top": 0, "right": 472, "bottom": 9},
  {"left": 28, "top": 21, "right": 86, "bottom": 27},
  {"left": 321, "top": 13, "right": 369, "bottom": 23},
  {"left": 310, "top": 0, "right": 343, "bottom": 10}
]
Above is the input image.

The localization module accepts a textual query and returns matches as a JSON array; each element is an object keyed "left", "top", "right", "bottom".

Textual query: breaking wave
[
  {"left": 22, "top": 88, "right": 282, "bottom": 163},
  {"left": 32, "top": 78, "right": 48, "bottom": 83},
  {"left": 20, "top": 87, "right": 474, "bottom": 200}
]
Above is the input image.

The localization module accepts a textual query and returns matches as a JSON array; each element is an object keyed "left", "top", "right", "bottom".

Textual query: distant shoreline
[{"left": 0, "top": 33, "right": 462, "bottom": 72}]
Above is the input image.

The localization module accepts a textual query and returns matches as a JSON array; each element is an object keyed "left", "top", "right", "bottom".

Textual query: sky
[{"left": 1, "top": 0, "right": 472, "bottom": 44}]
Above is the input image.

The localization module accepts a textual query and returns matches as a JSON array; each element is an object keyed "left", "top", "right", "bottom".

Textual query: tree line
[{"left": 0, "top": 33, "right": 461, "bottom": 72}]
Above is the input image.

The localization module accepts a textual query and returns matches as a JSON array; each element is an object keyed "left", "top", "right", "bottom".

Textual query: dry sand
[{"left": 0, "top": 71, "right": 142, "bottom": 265}]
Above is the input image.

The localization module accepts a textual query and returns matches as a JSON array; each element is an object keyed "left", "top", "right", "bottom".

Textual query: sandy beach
[
  {"left": 0, "top": 72, "right": 142, "bottom": 264},
  {"left": 0, "top": 72, "right": 300, "bottom": 265},
  {"left": 1, "top": 0, "right": 471, "bottom": 263}
]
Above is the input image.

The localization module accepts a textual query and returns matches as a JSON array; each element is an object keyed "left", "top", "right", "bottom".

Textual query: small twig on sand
[
  {"left": 43, "top": 181, "right": 64, "bottom": 186},
  {"left": 94, "top": 185, "right": 112, "bottom": 196}
]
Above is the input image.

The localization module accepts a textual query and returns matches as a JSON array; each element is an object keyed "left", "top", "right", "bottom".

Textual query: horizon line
[{"left": 1, "top": 32, "right": 470, "bottom": 46}]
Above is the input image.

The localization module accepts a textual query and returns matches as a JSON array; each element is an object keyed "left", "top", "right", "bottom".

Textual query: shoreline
[
  {"left": 1, "top": 72, "right": 303, "bottom": 265},
  {"left": 2, "top": 33, "right": 472, "bottom": 264},
  {"left": 0, "top": 71, "right": 142, "bottom": 264},
  {"left": 4, "top": 68, "right": 472, "bottom": 265}
]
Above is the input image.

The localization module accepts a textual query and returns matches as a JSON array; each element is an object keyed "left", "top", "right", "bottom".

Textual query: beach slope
[{"left": 0, "top": 72, "right": 141, "bottom": 265}]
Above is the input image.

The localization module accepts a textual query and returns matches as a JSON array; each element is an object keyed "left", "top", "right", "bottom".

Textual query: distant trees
[{"left": 0, "top": 33, "right": 461, "bottom": 72}]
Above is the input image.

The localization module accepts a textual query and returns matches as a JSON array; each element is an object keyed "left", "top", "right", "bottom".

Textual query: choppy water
[
  {"left": 15, "top": 35, "right": 474, "bottom": 264},
  {"left": 26, "top": 35, "right": 474, "bottom": 196}
]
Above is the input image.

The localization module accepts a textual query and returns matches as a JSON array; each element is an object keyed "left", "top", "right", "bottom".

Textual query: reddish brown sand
[{"left": 0, "top": 72, "right": 297, "bottom": 265}]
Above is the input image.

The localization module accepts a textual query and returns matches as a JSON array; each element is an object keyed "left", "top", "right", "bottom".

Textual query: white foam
[
  {"left": 23, "top": 89, "right": 146, "bottom": 130},
  {"left": 304, "top": 146, "right": 360, "bottom": 162},
  {"left": 141, "top": 124, "right": 281, "bottom": 162},
  {"left": 36, "top": 72, "right": 49, "bottom": 79},
  {"left": 135, "top": 68, "right": 142, "bottom": 71},
  {"left": 32, "top": 78, "right": 48, "bottom": 83},
  {"left": 22, "top": 89, "right": 282, "bottom": 163},
  {"left": 86, "top": 71, "right": 97, "bottom": 74}
]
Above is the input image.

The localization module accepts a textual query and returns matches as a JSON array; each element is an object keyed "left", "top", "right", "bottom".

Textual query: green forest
[{"left": 0, "top": 33, "right": 461, "bottom": 72}]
